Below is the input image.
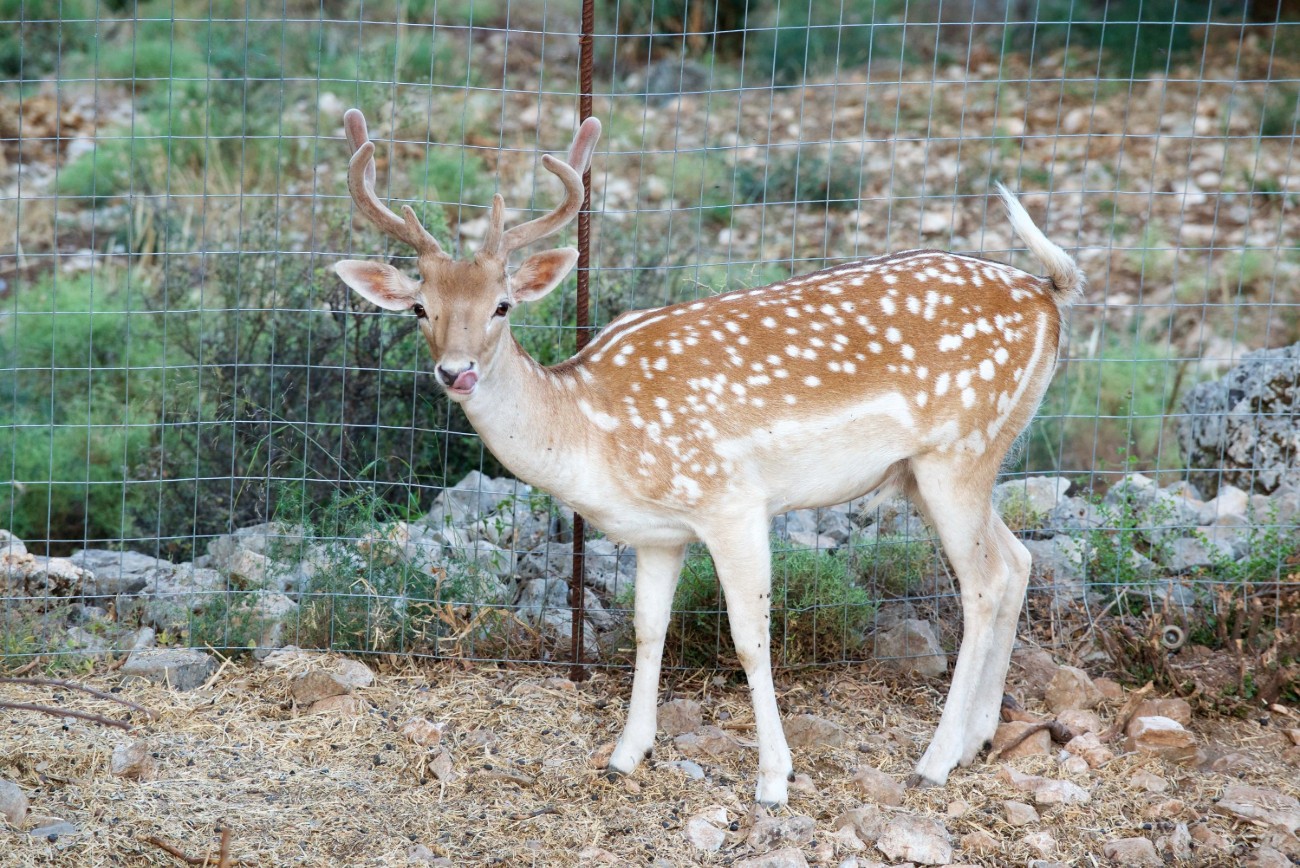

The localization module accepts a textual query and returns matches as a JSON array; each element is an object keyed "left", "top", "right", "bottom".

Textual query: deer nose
[{"left": 436, "top": 361, "right": 478, "bottom": 394}]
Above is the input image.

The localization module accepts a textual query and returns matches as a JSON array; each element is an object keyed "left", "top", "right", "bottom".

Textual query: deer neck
[{"left": 458, "top": 334, "right": 592, "bottom": 497}]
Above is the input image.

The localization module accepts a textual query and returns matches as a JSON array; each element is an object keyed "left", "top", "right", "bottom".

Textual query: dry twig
[
  {"left": 142, "top": 827, "right": 243, "bottom": 867},
  {"left": 0, "top": 676, "right": 158, "bottom": 719},
  {"left": 0, "top": 700, "right": 134, "bottom": 730}
]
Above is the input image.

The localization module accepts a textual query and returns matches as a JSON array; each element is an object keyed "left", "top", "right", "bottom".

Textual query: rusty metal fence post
[{"left": 569, "top": 0, "right": 596, "bottom": 681}]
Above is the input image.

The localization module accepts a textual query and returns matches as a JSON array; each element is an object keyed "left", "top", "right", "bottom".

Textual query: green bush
[
  {"left": 0, "top": 0, "right": 101, "bottom": 77},
  {"left": 1013, "top": 0, "right": 1228, "bottom": 76},
  {"left": 0, "top": 272, "right": 163, "bottom": 547},
  {"left": 646, "top": 539, "right": 875, "bottom": 669},
  {"left": 271, "top": 486, "right": 495, "bottom": 655},
  {"left": 741, "top": 0, "right": 911, "bottom": 83},
  {"left": 735, "top": 145, "right": 863, "bottom": 211}
]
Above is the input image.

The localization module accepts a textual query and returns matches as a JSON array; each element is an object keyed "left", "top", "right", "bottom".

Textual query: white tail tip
[{"left": 995, "top": 183, "right": 1084, "bottom": 305}]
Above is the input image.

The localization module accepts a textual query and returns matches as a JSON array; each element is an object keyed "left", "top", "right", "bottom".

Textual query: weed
[
  {"left": 1258, "top": 84, "right": 1299, "bottom": 138},
  {"left": 1027, "top": 333, "right": 1191, "bottom": 478},
  {"left": 735, "top": 145, "right": 863, "bottom": 212},
  {"left": 644, "top": 539, "right": 875, "bottom": 669},
  {"left": 272, "top": 485, "right": 495, "bottom": 655},
  {"left": 0, "top": 271, "right": 163, "bottom": 547},
  {"left": 1013, "top": 0, "right": 1223, "bottom": 76},
  {"left": 844, "top": 533, "right": 937, "bottom": 598}
]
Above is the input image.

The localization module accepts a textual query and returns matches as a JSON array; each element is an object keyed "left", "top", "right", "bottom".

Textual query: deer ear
[
  {"left": 511, "top": 248, "right": 578, "bottom": 303},
  {"left": 335, "top": 260, "right": 421, "bottom": 311}
]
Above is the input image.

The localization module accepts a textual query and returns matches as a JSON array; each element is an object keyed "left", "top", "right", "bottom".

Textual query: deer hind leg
[
  {"left": 701, "top": 511, "right": 794, "bottom": 807},
  {"left": 608, "top": 543, "right": 687, "bottom": 776},
  {"left": 906, "top": 455, "right": 1027, "bottom": 786}
]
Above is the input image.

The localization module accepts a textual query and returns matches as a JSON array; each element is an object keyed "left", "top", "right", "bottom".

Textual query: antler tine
[
  {"left": 482, "top": 118, "right": 602, "bottom": 259},
  {"left": 342, "top": 108, "right": 446, "bottom": 258}
]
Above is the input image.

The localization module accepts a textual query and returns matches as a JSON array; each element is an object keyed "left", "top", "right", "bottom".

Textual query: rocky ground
[{"left": 1, "top": 652, "right": 1299, "bottom": 867}]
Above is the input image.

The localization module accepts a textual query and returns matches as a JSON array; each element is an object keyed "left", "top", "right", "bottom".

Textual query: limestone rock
[
  {"left": 1024, "top": 830, "right": 1057, "bottom": 857},
  {"left": 998, "top": 766, "right": 1091, "bottom": 806},
  {"left": 993, "top": 476, "right": 1072, "bottom": 517},
  {"left": 1010, "top": 648, "right": 1061, "bottom": 698},
  {"left": 70, "top": 548, "right": 165, "bottom": 596},
  {"left": 1045, "top": 665, "right": 1102, "bottom": 712},
  {"left": 658, "top": 698, "right": 702, "bottom": 736},
  {"left": 1128, "top": 698, "right": 1192, "bottom": 728},
  {"left": 1155, "top": 822, "right": 1192, "bottom": 861},
  {"left": 785, "top": 713, "right": 846, "bottom": 748},
  {"left": 0, "top": 779, "right": 28, "bottom": 827},
  {"left": 120, "top": 647, "right": 216, "bottom": 691},
  {"left": 833, "top": 805, "right": 885, "bottom": 843},
  {"left": 1246, "top": 845, "right": 1293, "bottom": 868},
  {"left": 1101, "top": 836, "right": 1161, "bottom": 866},
  {"left": 674, "top": 726, "right": 743, "bottom": 759},
  {"left": 307, "top": 694, "right": 365, "bottom": 715},
  {"left": 1129, "top": 770, "right": 1168, "bottom": 793},
  {"left": 1004, "top": 800, "right": 1039, "bottom": 825},
  {"left": 874, "top": 814, "right": 953, "bottom": 865},
  {"left": 1022, "top": 536, "right": 1089, "bottom": 601},
  {"left": 873, "top": 618, "right": 947, "bottom": 677},
  {"left": 960, "top": 828, "right": 1000, "bottom": 856},
  {"left": 1179, "top": 342, "right": 1300, "bottom": 495},
  {"left": 400, "top": 717, "right": 445, "bottom": 747},
  {"left": 992, "top": 721, "right": 1051, "bottom": 758},
  {"left": 685, "top": 807, "right": 728, "bottom": 852},
  {"left": 1125, "top": 716, "right": 1199, "bottom": 763},
  {"left": 733, "top": 848, "right": 810, "bottom": 868},
  {"left": 1214, "top": 784, "right": 1300, "bottom": 835},
  {"left": 1165, "top": 536, "right": 1232, "bottom": 572},
  {"left": 851, "top": 766, "right": 905, "bottom": 806},
  {"left": 110, "top": 740, "right": 154, "bottom": 780},
  {"left": 427, "top": 471, "right": 526, "bottom": 526},
  {"left": 1057, "top": 708, "right": 1103, "bottom": 735},
  {"left": 747, "top": 814, "right": 815, "bottom": 851},
  {"left": 1064, "top": 732, "right": 1114, "bottom": 768},
  {"left": 26, "top": 817, "right": 79, "bottom": 839}
]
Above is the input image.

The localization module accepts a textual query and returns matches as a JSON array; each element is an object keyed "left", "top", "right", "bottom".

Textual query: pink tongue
[{"left": 452, "top": 370, "right": 478, "bottom": 392}]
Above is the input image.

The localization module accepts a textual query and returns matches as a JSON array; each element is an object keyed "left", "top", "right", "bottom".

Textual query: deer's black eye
[
  {"left": 412, "top": 303, "right": 427, "bottom": 319},
  {"left": 494, "top": 301, "right": 512, "bottom": 318}
]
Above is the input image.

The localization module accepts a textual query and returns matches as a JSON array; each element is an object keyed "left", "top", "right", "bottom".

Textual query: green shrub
[
  {"left": 1025, "top": 332, "right": 1191, "bottom": 478},
  {"left": 735, "top": 145, "right": 862, "bottom": 211},
  {"left": 406, "top": 148, "right": 492, "bottom": 207},
  {"left": 1013, "top": 0, "right": 1224, "bottom": 76},
  {"left": 272, "top": 486, "right": 495, "bottom": 655},
  {"left": 0, "top": 0, "right": 100, "bottom": 77},
  {"left": 0, "top": 272, "right": 163, "bottom": 547},
  {"left": 645, "top": 539, "right": 875, "bottom": 669}
]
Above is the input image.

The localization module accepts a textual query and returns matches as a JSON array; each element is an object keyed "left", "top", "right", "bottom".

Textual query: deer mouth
[{"left": 447, "top": 369, "right": 479, "bottom": 396}]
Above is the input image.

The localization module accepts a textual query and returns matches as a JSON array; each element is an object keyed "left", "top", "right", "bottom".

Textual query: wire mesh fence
[{"left": 2, "top": 2, "right": 1297, "bottom": 698}]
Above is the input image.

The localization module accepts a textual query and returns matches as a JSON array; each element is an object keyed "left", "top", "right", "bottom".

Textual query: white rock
[
  {"left": 120, "top": 648, "right": 217, "bottom": 691},
  {"left": 873, "top": 619, "right": 947, "bottom": 677},
  {"left": 1102, "top": 836, "right": 1161, "bottom": 866},
  {"left": 0, "top": 779, "right": 28, "bottom": 826},
  {"left": 110, "top": 740, "right": 154, "bottom": 780},
  {"left": 874, "top": 814, "right": 952, "bottom": 865},
  {"left": 1214, "top": 784, "right": 1300, "bottom": 835},
  {"left": 998, "top": 766, "right": 1091, "bottom": 806},
  {"left": 734, "top": 848, "right": 810, "bottom": 868},
  {"left": 685, "top": 805, "right": 728, "bottom": 852}
]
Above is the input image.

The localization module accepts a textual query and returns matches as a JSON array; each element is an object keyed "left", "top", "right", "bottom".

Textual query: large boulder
[
  {"left": 69, "top": 549, "right": 168, "bottom": 596},
  {"left": 1179, "top": 341, "right": 1300, "bottom": 496}
]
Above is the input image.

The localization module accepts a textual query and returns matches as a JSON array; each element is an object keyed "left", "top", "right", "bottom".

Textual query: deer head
[{"left": 334, "top": 108, "right": 601, "bottom": 398}]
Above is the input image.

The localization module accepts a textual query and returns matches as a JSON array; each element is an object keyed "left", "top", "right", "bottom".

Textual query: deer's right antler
[
  {"left": 343, "top": 108, "right": 447, "bottom": 259},
  {"left": 478, "top": 117, "right": 602, "bottom": 260}
]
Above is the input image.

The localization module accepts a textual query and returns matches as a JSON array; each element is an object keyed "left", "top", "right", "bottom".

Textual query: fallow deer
[{"left": 334, "top": 108, "right": 1083, "bottom": 806}]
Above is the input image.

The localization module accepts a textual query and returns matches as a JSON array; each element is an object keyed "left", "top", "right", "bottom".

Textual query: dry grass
[{"left": 1, "top": 654, "right": 1298, "bottom": 867}]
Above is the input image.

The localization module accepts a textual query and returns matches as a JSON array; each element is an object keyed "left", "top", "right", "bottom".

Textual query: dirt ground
[{"left": 2, "top": 652, "right": 1299, "bottom": 868}]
